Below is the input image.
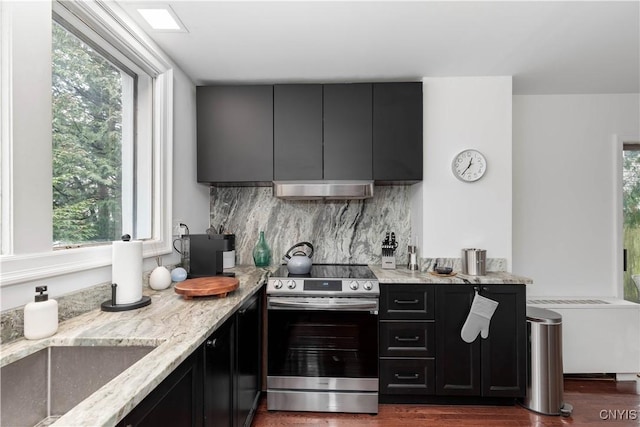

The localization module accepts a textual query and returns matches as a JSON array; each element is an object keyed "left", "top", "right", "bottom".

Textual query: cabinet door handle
[
  {"left": 238, "top": 308, "right": 247, "bottom": 315},
  {"left": 395, "top": 373, "right": 419, "bottom": 380},
  {"left": 394, "top": 299, "right": 419, "bottom": 305},
  {"left": 395, "top": 336, "right": 420, "bottom": 342},
  {"left": 205, "top": 338, "right": 217, "bottom": 349}
]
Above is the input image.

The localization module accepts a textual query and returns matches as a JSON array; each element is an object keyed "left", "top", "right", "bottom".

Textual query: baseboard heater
[
  {"left": 527, "top": 297, "right": 639, "bottom": 378},
  {"left": 527, "top": 299, "right": 610, "bottom": 305}
]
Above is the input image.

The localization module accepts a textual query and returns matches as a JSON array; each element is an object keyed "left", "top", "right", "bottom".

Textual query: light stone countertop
[
  {"left": 0, "top": 266, "right": 268, "bottom": 427},
  {"left": 370, "top": 265, "right": 533, "bottom": 284}
]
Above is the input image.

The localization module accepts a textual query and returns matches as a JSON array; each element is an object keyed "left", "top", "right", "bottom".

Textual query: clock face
[{"left": 452, "top": 149, "right": 487, "bottom": 182}]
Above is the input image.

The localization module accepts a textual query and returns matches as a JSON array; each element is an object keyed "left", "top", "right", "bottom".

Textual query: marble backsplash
[
  {"left": 420, "top": 257, "right": 507, "bottom": 273},
  {"left": 209, "top": 185, "right": 413, "bottom": 266}
]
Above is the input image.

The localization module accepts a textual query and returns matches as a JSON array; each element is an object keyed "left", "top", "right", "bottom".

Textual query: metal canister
[
  {"left": 461, "top": 248, "right": 486, "bottom": 275},
  {"left": 407, "top": 245, "right": 419, "bottom": 270}
]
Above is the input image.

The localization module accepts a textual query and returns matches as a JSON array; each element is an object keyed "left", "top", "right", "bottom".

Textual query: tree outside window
[
  {"left": 623, "top": 146, "right": 640, "bottom": 302},
  {"left": 52, "top": 21, "right": 132, "bottom": 247}
]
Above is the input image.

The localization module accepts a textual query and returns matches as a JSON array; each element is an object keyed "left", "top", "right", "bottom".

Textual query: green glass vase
[{"left": 252, "top": 231, "right": 271, "bottom": 267}]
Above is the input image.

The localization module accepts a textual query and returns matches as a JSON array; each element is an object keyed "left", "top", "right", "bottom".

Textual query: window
[
  {"left": 0, "top": 0, "right": 173, "bottom": 288},
  {"left": 52, "top": 20, "right": 134, "bottom": 247},
  {"left": 623, "top": 143, "right": 640, "bottom": 303}
]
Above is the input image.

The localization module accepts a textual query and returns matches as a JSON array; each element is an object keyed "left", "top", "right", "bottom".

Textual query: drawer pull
[
  {"left": 395, "top": 335, "right": 420, "bottom": 342},
  {"left": 394, "top": 299, "right": 419, "bottom": 305},
  {"left": 395, "top": 373, "right": 419, "bottom": 380}
]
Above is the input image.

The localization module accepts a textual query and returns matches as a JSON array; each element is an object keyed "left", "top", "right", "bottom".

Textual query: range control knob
[
  {"left": 273, "top": 280, "right": 283, "bottom": 289},
  {"left": 349, "top": 280, "right": 359, "bottom": 290},
  {"left": 363, "top": 281, "right": 374, "bottom": 291},
  {"left": 287, "top": 280, "right": 297, "bottom": 289}
]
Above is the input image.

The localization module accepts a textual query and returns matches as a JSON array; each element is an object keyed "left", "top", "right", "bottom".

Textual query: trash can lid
[{"left": 526, "top": 306, "right": 562, "bottom": 324}]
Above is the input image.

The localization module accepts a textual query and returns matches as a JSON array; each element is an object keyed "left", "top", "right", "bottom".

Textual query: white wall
[
  {"left": 169, "top": 67, "right": 210, "bottom": 265},
  {"left": 4, "top": 1, "right": 52, "bottom": 255},
  {"left": 412, "top": 76, "right": 513, "bottom": 265},
  {"left": 513, "top": 94, "right": 640, "bottom": 297}
]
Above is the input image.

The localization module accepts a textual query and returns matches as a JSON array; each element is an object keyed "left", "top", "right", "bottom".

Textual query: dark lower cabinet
[
  {"left": 119, "top": 289, "right": 263, "bottom": 427},
  {"left": 435, "top": 285, "right": 526, "bottom": 398},
  {"left": 204, "top": 289, "right": 263, "bottom": 427},
  {"left": 203, "top": 317, "right": 234, "bottom": 427},
  {"left": 380, "top": 283, "right": 526, "bottom": 404},
  {"left": 234, "top": 292, "right": 262, "bottom": 427},
  {"left": 380, "top": 358, "right": 435, "bottom": 395},
  {"left": 379, "top": 285, "right": 436, "bottom": 398},
  {"left": 119, "top": 352, "right": 202, "bottom": 427}
]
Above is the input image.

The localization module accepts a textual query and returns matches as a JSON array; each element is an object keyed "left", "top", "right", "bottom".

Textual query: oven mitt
[{"left": 460, "top": 293, "right": 499, "bottom": 343}]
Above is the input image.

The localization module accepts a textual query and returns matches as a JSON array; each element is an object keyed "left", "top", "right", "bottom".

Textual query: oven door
[{"left": 267, "top": 296, "right": 379, "bottom": 413}]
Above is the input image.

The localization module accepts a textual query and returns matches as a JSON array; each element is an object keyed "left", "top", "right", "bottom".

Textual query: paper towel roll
[{"left": 112, "top": 240, "right": 143, "bottom": 305}]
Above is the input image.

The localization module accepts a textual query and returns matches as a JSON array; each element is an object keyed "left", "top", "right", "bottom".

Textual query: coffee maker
[{"left": 189, "top": 233, "right": 235, "bottom": 278}]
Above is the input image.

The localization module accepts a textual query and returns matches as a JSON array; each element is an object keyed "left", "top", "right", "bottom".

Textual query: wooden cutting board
[{"left": 174, "top": 277, "right": 239, "bottom": 299}]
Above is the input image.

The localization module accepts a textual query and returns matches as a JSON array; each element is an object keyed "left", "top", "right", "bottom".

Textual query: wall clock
[{"left": 451, "top": 149, "right": 487, "bottom": 182}]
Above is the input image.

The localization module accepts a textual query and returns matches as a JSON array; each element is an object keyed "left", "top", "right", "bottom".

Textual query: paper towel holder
[
  {"left": 101, "top": 234, "right": 152, "bottom": 312},
  {"left": 101, "top": 283, "right": 151, "bottom": 312}
]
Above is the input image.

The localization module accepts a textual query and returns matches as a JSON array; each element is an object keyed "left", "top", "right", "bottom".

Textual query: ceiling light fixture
[{"left": 137, "top": 6, "right": 186, "bottom": 32}]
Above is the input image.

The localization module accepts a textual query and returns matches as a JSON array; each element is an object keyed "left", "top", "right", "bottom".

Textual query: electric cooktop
[{"left": 270, "top": 263, "right": 377, "bottom": 279}]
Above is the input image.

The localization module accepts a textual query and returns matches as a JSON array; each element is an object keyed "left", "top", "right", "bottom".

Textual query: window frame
[{"left": 0, "top": 0, "right": 173, "bottom": 287}]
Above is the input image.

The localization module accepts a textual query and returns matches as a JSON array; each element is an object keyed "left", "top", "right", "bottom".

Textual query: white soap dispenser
[{"left": 24, "top": 286, "right": 58, "bottom": 340}]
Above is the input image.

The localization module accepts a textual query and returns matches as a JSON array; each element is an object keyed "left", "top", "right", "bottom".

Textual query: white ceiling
[{"left": 116, "top": 1, "right": 640, "bottom": 94}]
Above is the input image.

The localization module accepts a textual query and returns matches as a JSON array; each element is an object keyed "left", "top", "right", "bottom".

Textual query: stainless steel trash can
[{"left": 521, "top": 306, "right": 572, "bottom": 416}]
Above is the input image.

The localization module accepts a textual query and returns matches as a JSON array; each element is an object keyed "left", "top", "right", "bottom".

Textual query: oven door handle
[{"left": 268, "top": 297, "right": 379, "bottom": 312}]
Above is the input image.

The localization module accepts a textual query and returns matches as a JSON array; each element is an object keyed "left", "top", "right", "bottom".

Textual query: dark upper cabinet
[
  {"left": 273, "top": 85, "right": 323, "bottom": 180},
  {"left": 197, "top": 85, "right": 273, "bottom": 183},
  {"left": 274, "top": 83, "right": 372, "bottom": 180},
  {"left": 373, "top": 83, "right": 423, "bottom": 182},
  {"left": 323, "top": 84, "right": 373, "bottom": 180},
  {"left": 197, "top": 82, "right": 422, "bottom": 184},
  {"left": 435, "top": 285, "right": 526, "bottom": 398}
]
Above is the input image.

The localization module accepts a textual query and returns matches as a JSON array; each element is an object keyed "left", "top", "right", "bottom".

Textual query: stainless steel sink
[{"left": 1, "top": 345, "right": 155, "bottom": 427}]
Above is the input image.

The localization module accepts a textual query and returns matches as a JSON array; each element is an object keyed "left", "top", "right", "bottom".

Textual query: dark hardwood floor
[{"left": 252, "top": 378, "right": 640, "bottom": 426}]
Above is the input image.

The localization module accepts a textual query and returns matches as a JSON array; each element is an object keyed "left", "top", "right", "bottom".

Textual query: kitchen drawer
[
  {"left": 380, "top": 358, "right": 435, "bottom": 395},
  {"left": 380, "top": 321, "right": 435, "bottom": 358},
  {"left": 380, "top": 285, "right": 434, "bottom": 320}
]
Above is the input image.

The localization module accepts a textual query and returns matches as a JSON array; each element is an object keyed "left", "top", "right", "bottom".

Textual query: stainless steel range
[{"left": 266, "top": 264, "right": 379, "bottom": 414}]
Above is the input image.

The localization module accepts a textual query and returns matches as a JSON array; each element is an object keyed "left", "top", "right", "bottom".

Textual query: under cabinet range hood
[{"left": 273, "top": 180, "right": 374, "bottom": 200}]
